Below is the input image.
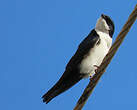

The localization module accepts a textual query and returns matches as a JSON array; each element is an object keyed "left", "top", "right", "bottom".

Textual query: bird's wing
[
  {"left": 66, "top": 29, "right": 99, "bottom": 70},
  {"left": 42, "top": 29, "right": 100, "bottom": 103}
]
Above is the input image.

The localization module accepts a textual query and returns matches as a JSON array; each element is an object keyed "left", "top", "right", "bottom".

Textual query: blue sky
[{"left": 0, "top": 0, "right": 137, "bottom": 110}]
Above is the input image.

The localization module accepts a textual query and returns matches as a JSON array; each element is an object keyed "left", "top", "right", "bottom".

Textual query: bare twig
[{"left": 74, "top": 4, "right": 137, "bottom": 110}]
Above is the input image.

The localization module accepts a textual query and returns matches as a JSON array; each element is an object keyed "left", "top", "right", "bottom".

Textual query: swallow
[{"left": 42, "top": 14, "right": 115, "bottom": 104}]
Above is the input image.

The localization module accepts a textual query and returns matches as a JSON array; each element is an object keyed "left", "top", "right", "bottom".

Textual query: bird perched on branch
[{"left": 42, "top": 14, "right": 114, "bottom": 104}]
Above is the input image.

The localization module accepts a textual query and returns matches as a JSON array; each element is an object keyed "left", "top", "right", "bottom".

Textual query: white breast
[{"left": 79, "top": 31, "right": 112, "bottom": 77}]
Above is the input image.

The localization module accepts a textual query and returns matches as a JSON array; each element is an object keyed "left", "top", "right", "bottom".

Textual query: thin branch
[{"left": 74, "top": 4, "right": 137, "bottom": 110}]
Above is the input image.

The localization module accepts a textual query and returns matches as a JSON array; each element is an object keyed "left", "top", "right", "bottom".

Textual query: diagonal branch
[{"left": 74, "top": 4, "right": 137, "bottom": 110}]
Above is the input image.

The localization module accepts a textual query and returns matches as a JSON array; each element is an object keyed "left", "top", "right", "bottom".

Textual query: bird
[{"left": 42, "top": 14, "right": 115, "bottom": 104}]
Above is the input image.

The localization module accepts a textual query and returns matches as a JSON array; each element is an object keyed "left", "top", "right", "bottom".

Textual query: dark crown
[{"left": 101, "top": 14, "right": 115, "bottom": 37}]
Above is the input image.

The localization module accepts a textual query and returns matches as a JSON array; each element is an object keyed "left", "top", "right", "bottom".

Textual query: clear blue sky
[{"left": 0, "top": 0, "right": 137, "bottom": 110}]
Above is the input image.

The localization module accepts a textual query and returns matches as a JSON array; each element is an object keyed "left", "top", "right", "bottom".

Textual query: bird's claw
[
  {"left": 94, "top": 65, "right": 99, "bottom": 74},
  {"left": 94, "top": 65, "right": 99, "bottom": 68},
  {"left": 89, "top": 65, "right": 100, "bottom": 78}
]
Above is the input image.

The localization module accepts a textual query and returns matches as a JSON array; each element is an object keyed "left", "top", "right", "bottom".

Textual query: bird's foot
[
  {"left": 94, "top": 65, "right": 100, "bottom": 68},
  {"left": 89, "top": 65, "right": 100, "bottom": 78},
  {"left": 94, "top": 65, "right": 100, "bottom": 74}
]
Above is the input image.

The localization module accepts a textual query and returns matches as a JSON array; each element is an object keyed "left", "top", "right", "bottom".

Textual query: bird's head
[{"left": 95, "top": 14, "right": 115, "bottom": 37}]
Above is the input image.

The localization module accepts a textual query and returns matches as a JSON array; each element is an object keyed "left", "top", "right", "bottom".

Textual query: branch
[{"left": 74, "top": 4, "right": 137, "bottom": 110}]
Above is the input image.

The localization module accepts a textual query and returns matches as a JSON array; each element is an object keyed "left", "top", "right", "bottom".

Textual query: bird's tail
[{"left": 42, "top": 70, "right": 84, "bottom": 104}]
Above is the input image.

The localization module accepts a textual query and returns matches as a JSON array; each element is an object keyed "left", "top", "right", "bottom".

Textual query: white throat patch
[{"left": 95, "top": 17, "right": 110, "bottom": 33}]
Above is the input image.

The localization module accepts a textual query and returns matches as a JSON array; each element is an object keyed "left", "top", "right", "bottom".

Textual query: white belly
[{"left": 79, "top": 32, "right": 112, "bottom": 77}]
